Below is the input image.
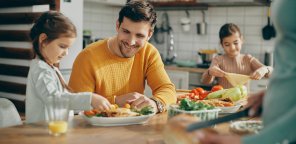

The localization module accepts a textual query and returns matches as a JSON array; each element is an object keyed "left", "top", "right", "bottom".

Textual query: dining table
[{"left": 0, "top": 112, "right": 238, "bottom": 144}]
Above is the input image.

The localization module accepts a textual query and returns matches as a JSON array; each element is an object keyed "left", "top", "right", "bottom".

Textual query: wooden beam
[
  {"left": 0, "top": 12, "right": 42, "bottom": 25},
  {"left": 0, "top": 47, "right": 34, "bottom": 60},
  {"left": 0, "top": 0, "right": 56, "bottom": 8},
  {"left": 0, "top": 64, "right": 30, "bottom": 77},
  {"left": 0, "top": 30, "right": 30, "bottom": 41},
  {"left": 0, "top": 81, "right": 26, "bottom": 95}
]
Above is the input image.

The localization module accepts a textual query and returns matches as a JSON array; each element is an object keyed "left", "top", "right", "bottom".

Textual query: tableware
[
  {"left": 168, "top": 105, "right": 220, "bottom": 121},
  {"left": 186, "top": 107, "right": 250, "bottom": 132},
  {"left": 79, "top": 112, "right": 154, "bottom": 126},
  {"left": 230, "top": 120, "right": 263, "bottom": 134},
  {"left": 217, "top": 104, "right": 242, "bottom": 114},
  {"left": 45, "top": 96, "right": 70, "bottom": 136}
]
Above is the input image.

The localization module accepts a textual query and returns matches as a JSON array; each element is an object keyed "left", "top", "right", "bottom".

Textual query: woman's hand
[
  {"left": 246, "top": 90, "right": 265, "bottom": 117},
  {"left": 250, "top": 67, "right": 268, "bottom": 80},
  {"left": 91, "top": 93, "right": 111, "bottom": 111},
  {"left": 209, "top": 66, "right": 226, "bottom": 77},
  {"left": 116, "top": 92, "right": 157, "bottom": 111},
  {"left": 195, "top": 131, "right": 242, "bottom": 144}
]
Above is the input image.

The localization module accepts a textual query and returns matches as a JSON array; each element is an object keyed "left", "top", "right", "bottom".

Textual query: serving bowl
[{"left": 168, "top": 105, "right": 220, "bottom": 121}]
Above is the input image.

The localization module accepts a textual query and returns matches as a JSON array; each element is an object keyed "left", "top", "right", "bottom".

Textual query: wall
[{"left": 83, "top": 3, "right": 275, "bottom": 63}]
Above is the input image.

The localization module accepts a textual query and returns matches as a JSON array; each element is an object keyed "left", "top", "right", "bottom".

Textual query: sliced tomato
[
  {"left": 211, "top": 85, "right": 224, "bottom": 92},
  {"left": 195, "top": 87, "right": 205, "bottom": 95},
  {"left": 199, "top": 91, "right": 210, "bottom": 100},
  {"left": 84, "top": 110, "right": 95, "bottom": 117}
]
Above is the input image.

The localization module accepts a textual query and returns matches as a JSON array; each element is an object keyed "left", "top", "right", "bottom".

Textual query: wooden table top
[{"left": 0, "top": 113, "right": 234, "bottom": 144}]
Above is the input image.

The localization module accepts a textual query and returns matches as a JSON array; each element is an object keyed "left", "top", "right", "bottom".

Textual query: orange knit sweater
[{"left": 69, "top": 39, "right": 176, "bottom": 106}]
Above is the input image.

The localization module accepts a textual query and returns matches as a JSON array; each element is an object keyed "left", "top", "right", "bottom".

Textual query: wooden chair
[{"left": 0, "top": 0, "right": 60, "bottom": 113}]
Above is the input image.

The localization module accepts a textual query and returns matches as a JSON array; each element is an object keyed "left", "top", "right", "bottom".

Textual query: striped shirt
[{"left": 201, "top": 54, "right": 272, "bottom": 88}]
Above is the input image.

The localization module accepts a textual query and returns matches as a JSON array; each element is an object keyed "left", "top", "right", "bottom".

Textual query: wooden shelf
[{"left": 149, "top": 0, "right": 270, "bottom": 11}]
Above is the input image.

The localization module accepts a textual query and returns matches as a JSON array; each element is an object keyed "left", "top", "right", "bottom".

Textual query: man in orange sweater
[{"left": 69, "top": 1, "right": 176, "bottom": 113}]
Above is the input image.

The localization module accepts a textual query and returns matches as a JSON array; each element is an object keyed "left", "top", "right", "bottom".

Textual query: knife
[{"left": 186, "top": 107, "right": 251, "bottom": 132}]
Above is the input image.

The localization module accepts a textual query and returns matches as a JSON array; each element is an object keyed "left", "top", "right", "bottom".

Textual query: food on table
[
  {"left": 83, "top": 104, "right": 154, "bottom": 118},
  {"left": 221, "top": 85, "right": 247, "bottom": 102},
  {"left": 163, "top": 114, "right": 218, "bottom": 144},
  {"left": 168, "top": 99, "right": 220, "bottom": 121},
  {"left": 225, "top": 72, "right": 250, "bottom": 87},
  {"left": 211, "top": 85, "right": 223, "bottom": 92}
]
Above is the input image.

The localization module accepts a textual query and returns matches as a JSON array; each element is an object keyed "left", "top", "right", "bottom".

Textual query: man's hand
[
  {"left": 116, "top": 92, "right": 157, "bottom": 111},
  {"left": 246, "top": 90, "right": 265, "bottom": 117}
]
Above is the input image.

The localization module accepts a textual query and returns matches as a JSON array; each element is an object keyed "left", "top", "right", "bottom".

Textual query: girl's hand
[
  {"left": 209, "top": 66, "right": 226, "bottom": 77},
  {"left": 91, "top": 93, "right": 111, "bottom": 111},
  {"left": 250, "top": 67, "right": 268, "bottom": 80}
]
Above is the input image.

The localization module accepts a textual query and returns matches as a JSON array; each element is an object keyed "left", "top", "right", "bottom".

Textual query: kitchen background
[
  {"left": 83, "top": 0, "right": 275, "bottom": 65},
  {"left": 0, "top": 0, "right": 275, "bottom": 107}
]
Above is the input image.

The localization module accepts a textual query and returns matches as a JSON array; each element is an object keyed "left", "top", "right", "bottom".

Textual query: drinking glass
[{"left": 45, "top": 96, "right": 70, "bottom": 136}]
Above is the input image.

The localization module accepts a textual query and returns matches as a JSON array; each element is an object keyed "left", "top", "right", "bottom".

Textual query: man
[{"left": 69, "top": 1, "right": 176, "bottom": 113}]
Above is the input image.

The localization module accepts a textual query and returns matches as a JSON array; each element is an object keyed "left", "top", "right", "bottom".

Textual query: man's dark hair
[{"left": 118, "top": 0, "right": 157, "bottom": 29}]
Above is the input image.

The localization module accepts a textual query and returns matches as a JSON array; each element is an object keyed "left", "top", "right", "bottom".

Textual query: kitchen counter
[{"left": 165, "top": 65, "right": 207, "bottom": 73}]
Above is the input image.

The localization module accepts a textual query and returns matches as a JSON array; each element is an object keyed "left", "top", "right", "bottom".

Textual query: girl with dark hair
[
  {"left": 26, "top": 11, "right": 111, "bottom": 123},
  {"left": 201, "top": 23, "right": 273, "bottom": 88}
]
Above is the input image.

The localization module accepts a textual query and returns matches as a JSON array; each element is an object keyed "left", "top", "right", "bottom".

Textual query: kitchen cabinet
[
  {"left": 250, "top": 79, "right": 269, "bottom": 92},
  {"left": 144, "top": 69, "right": 188, "bottom": 96},
  {"left": 84, "top": 0, "right": 126, "bottom": 6},
  {"left": 188, "top": 72, "right": 213, "bottom": 90},
  {"left": 167, "top": 70, "right": 189, "bottom": 90}
]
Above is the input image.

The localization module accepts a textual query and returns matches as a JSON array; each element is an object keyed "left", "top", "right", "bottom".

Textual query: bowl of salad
[{"left": 168, "top": 98, "right": 221, "bottom": 121}]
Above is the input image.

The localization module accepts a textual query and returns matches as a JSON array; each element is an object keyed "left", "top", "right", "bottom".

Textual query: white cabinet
[
  {"left": 144, "top": 70, "right": 189, "bottom": 96},
  {"left": 166, "top": 70, "right": 189, "bottom": 90},
  {"left": 250, "top": 79, "right": 269, "bottom": 92}
]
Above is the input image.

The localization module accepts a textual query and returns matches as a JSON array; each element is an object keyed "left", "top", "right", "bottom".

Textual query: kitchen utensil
[
  {"left": 198, "top": 52, "right": 216, "bottom": 64},
  {"left": 197, "top": 11, "right": 207, "bottom": 35},
  {"left": 180, "top": 10, "right": 191, "bottom": 32},
  {"left": 186, "top": 107, "right": 250, "bottom": 132},
  {"left": 262, "top": 6, "right": 276, "bottom": 40},
  {"left": 225, "top": 72, "right": 250, "bottom": 87}
]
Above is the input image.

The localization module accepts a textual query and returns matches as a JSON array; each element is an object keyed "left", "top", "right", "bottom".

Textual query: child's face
[
  {"left": 221, "top": 32, "right": 243, "bottom": 58},
  {"left": 41, "top": 36, "right": 76, "bottom": 65}
]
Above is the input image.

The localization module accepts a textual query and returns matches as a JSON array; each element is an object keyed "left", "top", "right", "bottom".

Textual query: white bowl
[
  {"left": 217, "top": 104, "right": 242, "bottom": 114},
  {"left": 168, "top": 105, "right": 221, "bottom": 121},
  {"left": 230, "top": 120, "right": 263, "bottom": 134}
]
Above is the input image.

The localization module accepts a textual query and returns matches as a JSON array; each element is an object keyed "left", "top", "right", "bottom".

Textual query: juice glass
[{"left": 45, "top": 96, "right": 70, "bottom": 136}]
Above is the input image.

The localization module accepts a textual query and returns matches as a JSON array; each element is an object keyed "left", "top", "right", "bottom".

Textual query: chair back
[{"left": 0, "top": 98, "right": 22, "bottom": 128}]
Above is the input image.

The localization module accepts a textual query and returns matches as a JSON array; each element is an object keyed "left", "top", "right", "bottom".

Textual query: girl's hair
[
  {"left": 118, "top": 0, "right": 157, "bottom": 29},
  {"left": 30, "top": 11, "right": 77, "bottom": 60},
  {"left": 30, "top": 11, "right": 77, "bottom": 92},
  {"left": 219, "top": 23, "right": 241, "bottom": 44}
]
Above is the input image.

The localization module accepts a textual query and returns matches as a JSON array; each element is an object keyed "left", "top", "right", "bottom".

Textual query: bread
[{"left": 163, "top": 114, "right": 217, "bottom": 144}]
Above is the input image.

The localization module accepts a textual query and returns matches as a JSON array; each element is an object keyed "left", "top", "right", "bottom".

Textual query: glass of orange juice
[{"left": 45, "top": 96, "right": 70, "bottom": 136}]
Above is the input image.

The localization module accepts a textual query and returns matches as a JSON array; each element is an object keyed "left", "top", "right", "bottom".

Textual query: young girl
[
  {"left": 26, "top": 11, "right": 111, "bottom": 123},
  {"left": 201, "top": 23, "right": 273, "bottom": 89}
]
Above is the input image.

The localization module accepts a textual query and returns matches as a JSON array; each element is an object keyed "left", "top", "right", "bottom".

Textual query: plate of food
[
  {"left": 229, "top": 120, "right": 263, "bottom": 135},
  {"left": 217, "top": 104, "right": 242, "bottom": 114},
  {"left": 79, "top": 105, "right": 155, "bottom": 126}
]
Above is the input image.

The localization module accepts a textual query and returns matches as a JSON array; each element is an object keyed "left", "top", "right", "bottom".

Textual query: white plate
[
  {"left": 230, "top": 120, "right": 263, "bottom": 134},
  {"left": 79, "top": 112, "right": 155, "bottom": 126},
  {"left": 217, "top": 104, "right": 242, "bottom": 114}
]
